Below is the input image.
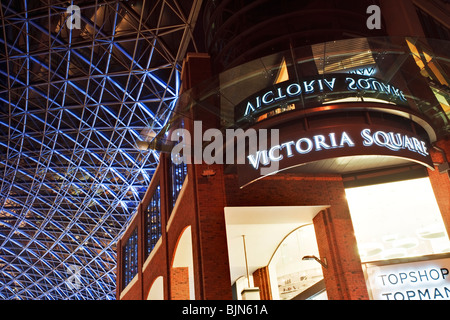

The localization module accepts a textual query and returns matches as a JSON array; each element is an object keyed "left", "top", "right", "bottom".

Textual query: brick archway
[{"left": 170, "top": 226, "right": 195, "bottom": 299}]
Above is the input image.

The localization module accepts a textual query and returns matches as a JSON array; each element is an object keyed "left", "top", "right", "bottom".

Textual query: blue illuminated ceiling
[{"left": 0, "top": 0, "right": 203, "bottom": 299}]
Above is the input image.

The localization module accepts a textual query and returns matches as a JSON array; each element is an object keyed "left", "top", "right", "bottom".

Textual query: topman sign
[{"left": 235, "top": 74, "right": 408, "bottom": 124}]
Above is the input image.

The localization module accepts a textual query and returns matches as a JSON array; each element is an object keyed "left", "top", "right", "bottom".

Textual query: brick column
[
  {"left": 253, "top": 267, "right": 272, "bottom": 300},
  {"left": 313, "top": 207, "right": 369, "bottom": 300},
  {"left": 427, "top": 139, "right": 450, "bottom": 235}
]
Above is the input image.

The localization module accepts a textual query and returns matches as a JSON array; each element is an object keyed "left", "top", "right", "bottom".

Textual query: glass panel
[
  {"left": 171, "top": 37, "right": 450, "bottom": 138},
  {"left": 123, "top": 228, "right": 138, "bottom": 288}
]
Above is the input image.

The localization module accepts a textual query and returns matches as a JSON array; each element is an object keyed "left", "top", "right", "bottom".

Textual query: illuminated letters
[
  {"left": 374, "top": 267, "right": 450, "bottom": 300},
  {"left": 340, "top": 132, "right": 355, "bottom": 147},
  {"left": 268, "top": 145, "right": 283, "bottom": 162},
  {"left": 295, "top": 138, "right": 313, "bottom": 154},
  {"left": 243, "top": 77, "right": 337, "bottom": 116},
  {"left": 171, "top": 122, "right": 431, "bottom": 178},
  {"left": 348, "top": 66, "right": 376, "bottom": 76},
  {"left": 246, "top": 128, "right": 428, "bottom": 170},
  {"left": 345, "top": 76, "right": 407, "bottom": 101},
  {"left": 313, "top": 135, "right": 330, "bottom": 151},
  {"left": 240, "top": 75, "right": 407, "bottom": 120},
  {"left": 247, "top": 131, "right": 355, "bottom": 170},
  {"left": 281, "top": 141, "right": 296, "bottom": 157},
  {"left": 303, "top": 80, "right": 316, "bottom": 94},
  {"left": 286, "top": 83, "right": 302, "bottom": 96},
  {"left": 361, "top": 128, "right": 428, "bottom": 156}
]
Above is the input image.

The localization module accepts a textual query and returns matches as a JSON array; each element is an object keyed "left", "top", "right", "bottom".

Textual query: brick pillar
[
  {"left": 253, "top": 267, "right": 272, "bottom": 300},
  {"left": 313, "top": 207, "right": 369, "bottom": 300},
  {"left": 170, "top": 267, "right": 190, "bottom": 300},
  {"left": 427, "top": 139, "right": 450, "bottom": 235},
  {"left": 193, "top": 163, "right": 233, "bottom": 299},
  {"left": 180, "top": 53, "right": 233, "bottom": 299}
]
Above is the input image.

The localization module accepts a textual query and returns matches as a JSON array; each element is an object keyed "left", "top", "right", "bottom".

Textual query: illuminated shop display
[
  {"left": 346, "top": 178, "right": 450, "bottom": 262},
  {"left": 347, "top": 177, "right": 450, "bottom": 299}
]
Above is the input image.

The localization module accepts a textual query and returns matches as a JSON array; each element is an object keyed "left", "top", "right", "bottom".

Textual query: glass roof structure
[{"left": 0, "top": 0, "right": 202, "bottom": 299}]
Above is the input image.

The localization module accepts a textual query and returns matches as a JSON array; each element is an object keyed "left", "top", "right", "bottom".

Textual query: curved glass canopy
[{"left": 0, "top": 0, "right": 202, "bottom": 299}]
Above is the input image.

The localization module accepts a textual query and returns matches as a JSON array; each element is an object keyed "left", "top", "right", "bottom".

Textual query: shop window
[
  {"left": 345, "top": 177, "right": 450, "bottom": 263},
  {"left": 122, "top": 228, "right": 138, "bottom": 288},
  {"left": 268, "top": 225, "right": 326, "bottom": 300},
  {"left": 145, "top": 185, "right": 161, "bottom": 257},
  {"left": 170, "top": 160, "right": 187, "bottom": 210}
]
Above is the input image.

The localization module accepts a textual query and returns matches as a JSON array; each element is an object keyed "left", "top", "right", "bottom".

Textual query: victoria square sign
[{"left": 237, "top": 123, "right": 433, "bottom": 187}]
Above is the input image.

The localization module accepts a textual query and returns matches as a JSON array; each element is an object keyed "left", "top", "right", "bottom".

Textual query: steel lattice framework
[{"left": 0, "top": 0, "right": 202, "bottom": 299}]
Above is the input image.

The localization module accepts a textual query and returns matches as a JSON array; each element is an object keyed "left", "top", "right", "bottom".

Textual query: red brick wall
[
  {"left": 121, "top": 137, "right": 448, "bottom": 301},
  {"left": 171, "top": 267, "right": 190, "bottom": 300},
  {"left": 225, "top": 173, "right": 347, "bottom": 207}
]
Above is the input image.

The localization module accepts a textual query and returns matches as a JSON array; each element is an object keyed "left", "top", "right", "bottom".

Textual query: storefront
[{"left": 116, "top": 36, "right": 450, "bottom": 300}]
